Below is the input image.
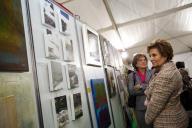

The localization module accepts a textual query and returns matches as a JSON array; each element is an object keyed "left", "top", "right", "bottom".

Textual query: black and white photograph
[
  {"left": 70, "top": 92, "right": 83, "bottom": 120},
  {"left": 41, "top": 0, "right": 56, "bottom": 28},
  {"left": 100, "top": 37, "right": 111, "bottom": 66},
  {"left": 48, "top": 61, "right": 64, "bottom": 91},
  {"left": 58, "top": 10, "right": 71, "bottom": 35},
  {"left": 62, "top": 38, "right": 74, "bottom": 61},
  {"left": 52, "top": 95, "right": 69, "bottom": 128},
  {"left": 44, "top": 29, "right": 62, "bottom": 59},
  {"left": 82, "top": 25, "right": 102, "bottom": 66},
  {"left": 65, "top": 64, "right": 79, "bottom": 89}
]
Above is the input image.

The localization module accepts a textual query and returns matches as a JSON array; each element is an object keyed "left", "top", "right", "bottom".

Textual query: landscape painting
[{"left": 0, "top": 0, "right": 28, "bottom": 71}]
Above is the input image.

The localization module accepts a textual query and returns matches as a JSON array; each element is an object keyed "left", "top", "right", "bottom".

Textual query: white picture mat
[
  {"left": 58, "top": 9, "right": 71, "bottom": 35},
  {"left": 62, "top": 38, "right": 74, "bottom": 61}
]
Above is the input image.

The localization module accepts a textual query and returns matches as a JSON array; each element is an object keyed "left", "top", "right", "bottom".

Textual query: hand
[
  {"left": 144, "top": 98, "right": 149, "bottom": 106},
  {"left": 134, "top": 84, "right": 142, "bottom": 91}
]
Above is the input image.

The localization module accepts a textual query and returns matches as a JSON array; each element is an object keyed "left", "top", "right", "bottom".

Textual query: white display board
[{"left": 28, "top": 0, "right": 92, "bottom": 127}]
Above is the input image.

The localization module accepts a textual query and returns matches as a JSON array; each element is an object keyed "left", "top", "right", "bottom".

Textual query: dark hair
[
  {"left": 132, "top": 54, "right": 147, "bottom": 70},
  {"left": 176, "top": 61, "right": 185, "bottom": 69},
  {"left": 147, "top": 39, "right": 173, "bottom": 62}
]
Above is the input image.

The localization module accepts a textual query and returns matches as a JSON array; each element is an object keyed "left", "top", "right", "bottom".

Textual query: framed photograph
[
  {"left": 41, "top": 0, "right": 56, "bottom": 28},
  {"left": 58, "top": 10, "right": 71, "bottom": 35},
  {"left": 105, "top": 67, "right": 116, "bottom": 98},
  {"left": 0, "top": 0, "right": 28, "bottom": 72},
  {"left": 70, "top": 92, "right": 83, "bottom": 120},
  {"left": 90, "top": 79, "right": 111, "bottom": 128},
  {"left": 65, "top": 64, "right": 79, "bottom": 89},
  {"left": 62, "top": 38, "right": 74, "bottom": 62},
  {"left": 44, "top": 29, "right": 62, "bottom": 59},
  {"left": 82, "top": 25, "right": 102, "bottom": 66},
  {"left": 107, "top": 43, "right": 115, "bottom": 67},
  {"left": 48, "top": 60, "right": 64, "bottom": 91},
  {"left": 100, "top": 37, "right": 111, "bottom": 66},
  {"left": 52, "top": 95, "right": 69, "bottom": 128}
]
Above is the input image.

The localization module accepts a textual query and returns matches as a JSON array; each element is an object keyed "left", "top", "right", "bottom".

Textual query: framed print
[
  {"left": 52, "top": 95, "right": 69, "bottom": 128},
  {"left": 105, "top": 67, "right": 116, "bottom": 98},
  {"left": 70, "top": 92, "right": 83, "bottom": 120},
  {"left": 107, "top": 43, "right": 115, "bottom": 67},
  {"left": 44, "top": 29, "right": 62, "bottom": 59},
  {"left": 100, "top": 36, "right": 111, "bottom": 66},
  {"left": 82, "top": 25, "right": 102, "bottom": 66},
  {"left": 48, "top": 60, "right": 64, "bottom": 91},
  {"left": 90, "top": 79, "right": 111, "bottom": 128},
  {"left": 65, "top": 64, "right": 79, "bottom": 89},
  {"left": 58, "top": 10, "right": 71, "bottom": 35},
  {"left": 62, "top": 38, "right": 74, "bottom": 62},
  {"left": 0, "top": 0, "right": 28, "bottom": 72},
  {"left": 41, "top": 0, "right": 56, "bottom": 28}
]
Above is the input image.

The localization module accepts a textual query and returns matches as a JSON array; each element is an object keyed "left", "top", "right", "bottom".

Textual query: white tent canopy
[{"left": 55, "top": 0, "right": 192, "bottom": 60}]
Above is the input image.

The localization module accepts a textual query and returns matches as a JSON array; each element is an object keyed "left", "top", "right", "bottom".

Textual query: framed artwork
[
  {"left": 65, "top": 64, "right": 79, "bottom": 89},
  {"left": 58, "top": 10, "right": 71, "bottom": 35},
  {"left": 52, "top": 95, "right": 69, "bottom": 128},
  {"left": 62, "top": 38, "right": 74, "bottom": 62},
  {"left": 70, "top": 92, "right": 83, "bottom": 120},
  {"left": 0, "top": 0, "right": 29, "bottom": 72},
  {"left": 107, "top": 43, "right": 115, "bottom": 67},
  {"left": 48, "top": 60, "right": 64, "bottom": 91},
  {"left": 100, "top": 37, "right": 111, "bottom": 66},
  {"left": 82, "top": 25, "right": 102, "bottom": 66},
  {"left": 90, "top": 79, "right": 111, "bottom": 128},
  {"left": 44, "top": 29, "right": 62, "bottom": 59},
  {"left": 41, "top": 0, "right": 56, "bottom": 28},
  {"left": 105, "top": 67, "right": 116, "bottom": 98}
]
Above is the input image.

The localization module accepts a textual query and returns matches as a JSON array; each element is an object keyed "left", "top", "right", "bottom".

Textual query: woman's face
[
  {"left": 136, "top": 56, "right": 147, "bottom": 69},
  {"left": 149, "top": 48, "right": 167, "bottom": 68}
]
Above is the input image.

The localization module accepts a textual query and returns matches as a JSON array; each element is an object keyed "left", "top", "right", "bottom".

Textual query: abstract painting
[
  {"left": 0, "top": 0, "right": 28, "bottom": 71},
  {"left": 65, "top": 64, "right": 79, "bottom": 89},
  {"left": 52, "top": 95, "right": 69, "bottom": 128},
  {"left": 62, "top": 38, "right": 74, "bottom": 62},
  {"left": 105, "top": 68, "right": 116, "bottom": 98},
  {"left": 44, "top": 29, "right": 61, "bottom": 59},
  {"left": 58, "top": 10, "right": 71, "bottom": 35},
  {"left": 41, "top": 0, "right": 56, "bottom": 28},
  {"left": 48, "top": 61, "right": 64, "bottom": 91},
  {"left": 82, "top": 25, "right": 102, "bottom": 66},
  {"left": 70, "top": 92, "right": 83, "bottom": 120},
  {"left": 90, "top": 79, "right": 111, "bottom": 128}
]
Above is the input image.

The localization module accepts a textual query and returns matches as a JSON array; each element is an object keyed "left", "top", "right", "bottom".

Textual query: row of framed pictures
[
  {"left": 47, "top": 60, "right": 79, "bottom": 91},
  {"left": 41, "top": 0, "right": 71, "bottom": 36},
  {"left": 52, "top": 92, "right": 83, "bottom": 128}
]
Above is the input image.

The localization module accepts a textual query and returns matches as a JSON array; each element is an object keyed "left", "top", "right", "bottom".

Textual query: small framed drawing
[
  {"left": 65, "top": 64, "right": 79, "bottom": 89},
  {"left": 58, "top": 10, "right": 71, "bottom": 35},
  {"left": 70, "top": 92, "right": 83, "bottom": 120},
  {"left": 82, "top": 25, "right": 102, "bottom": 66},
  {"left": 40, "top": 0, "right": 56, "bottom": 28},
  {"left": 62, "top": 38, "right": 74, "bottom": 62},
  {"left": 52, "top": 95, "right": 69, "bottom": 128},
  {"left": 90, "top": 79, "right": 111, "bottom": 128},
  {"left": 44, "top": 29, "right": 62, "bottom": 59},
  {"left": 48, "top": 60, "right": 64, "bottom": 91}
]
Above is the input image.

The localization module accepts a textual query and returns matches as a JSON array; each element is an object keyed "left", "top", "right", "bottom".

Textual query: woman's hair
[
  {"left": 147, "top": 39, "right": 173, "bottom": 62},
  {"left": 132, "top": 54, "right": 147, "bottom": 70}
]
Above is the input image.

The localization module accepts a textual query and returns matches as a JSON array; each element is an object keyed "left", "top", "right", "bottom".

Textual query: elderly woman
[
  {"left": 128, "top": 54, "right": 152, "bottom": 128},
  {"left": 145, "top": 39, "right": 189, "bottom": 128}
]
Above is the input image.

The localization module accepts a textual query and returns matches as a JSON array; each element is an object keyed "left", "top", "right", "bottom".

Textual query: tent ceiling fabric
[{"left": 58, "top": 0, "right": 192, "bottom": 55}]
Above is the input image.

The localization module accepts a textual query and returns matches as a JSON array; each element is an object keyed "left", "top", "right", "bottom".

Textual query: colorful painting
[
  {"left": 52, "top": 95, "right": 69, "bottom": 128},
  {"left": 90, "top": 79, "right": 111, "bottom": 128},
  {"left": 0, "top": 0, "right": 28, "bottom": 71},
  {"left": 105, "top": 68, "right": 116, "bottom": 98}
]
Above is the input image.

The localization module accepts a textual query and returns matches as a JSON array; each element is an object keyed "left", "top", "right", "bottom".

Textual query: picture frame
[
  {"left": 90, "top": 79, "right": 111, "bottom": 128},
  {"left": 100, "top": 36, "right": 111, "bottom": 66},
  {"left": 82, "top": 25, "right": 102, "bottom": 66},
  {"left": 70, "top": 92, "right": 83, "bottom": 120},
  {"left": 44, "top": 29, "right": 62, "bottom": 59},
  {"left": 48, "top": 60, "right": 64, "bottom": 91},
  {"left": 0, "top": 0, "right": 29, "bottom": 72},
  {"left": 65, "top": 64, "right": 79, "bottom": 89},
  {"left": 58, "top": 10, "right": 71, "bottom": 35},
  {"left": 40, "top": 0, "right": 56, "bottom": 28},
  {"left": 52, "top": 95, "right": 69, "bottom": 128},
  {"left": 62, "top": 38, "right": 74, "bottom": 62}
]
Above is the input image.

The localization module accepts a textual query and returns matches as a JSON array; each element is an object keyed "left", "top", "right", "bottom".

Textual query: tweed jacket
[
  {"left": 145, "top": 62, "right": 188, "bottom": 128},
  {"left": 128, "top": 69, "right": 152, "bottom": 110}
]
